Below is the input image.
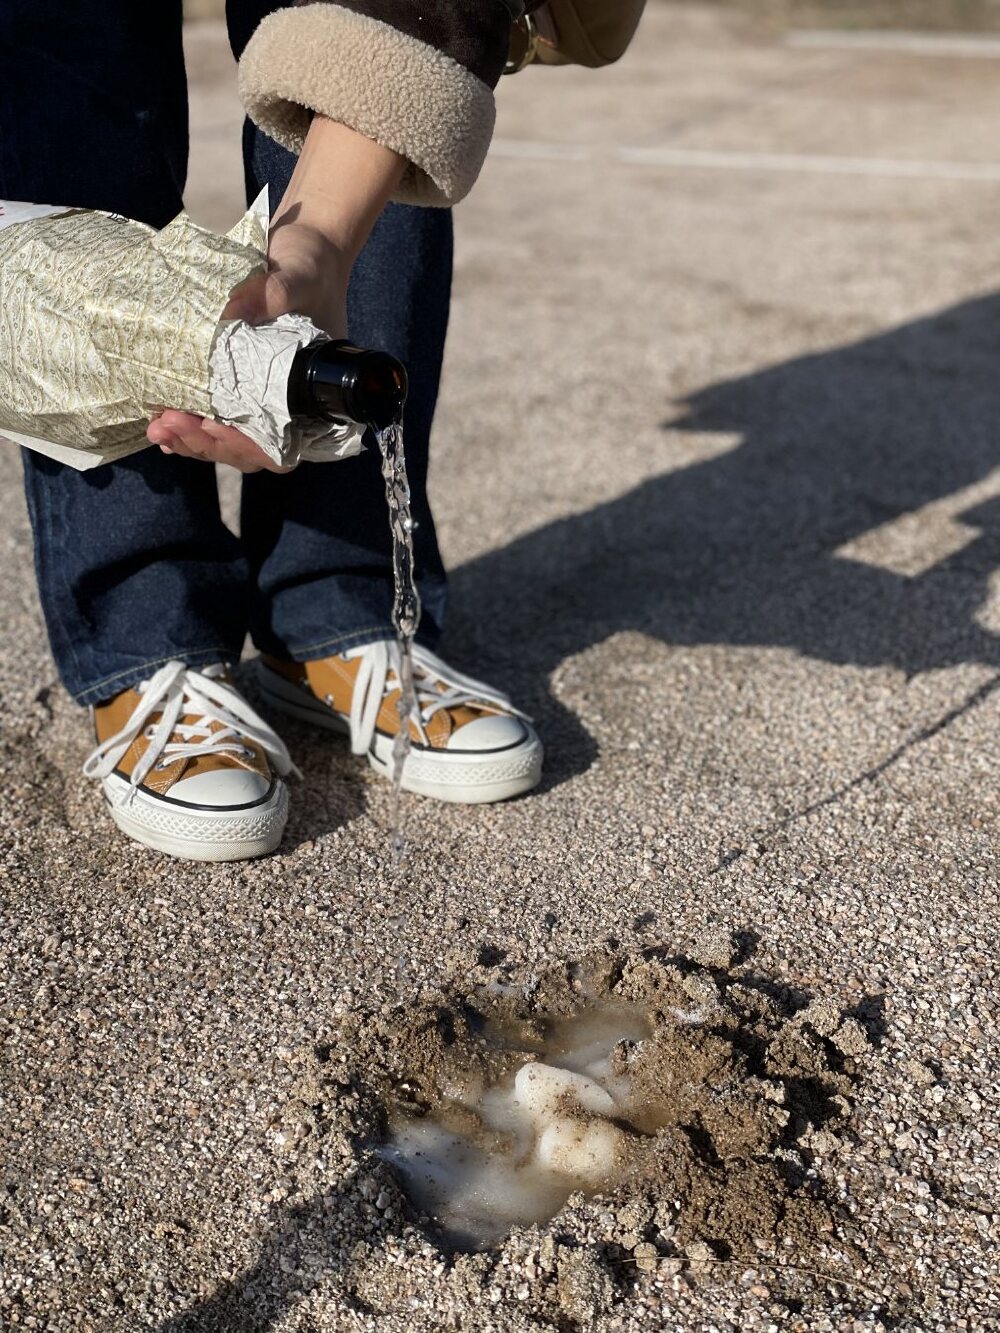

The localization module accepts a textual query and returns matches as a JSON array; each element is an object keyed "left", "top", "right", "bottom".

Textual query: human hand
[
  {"left": 148, "top": 116, "right": 403, "bottom": 474},
  {"left": 146, "top": 220, "right": 351, "bottom": 474}
]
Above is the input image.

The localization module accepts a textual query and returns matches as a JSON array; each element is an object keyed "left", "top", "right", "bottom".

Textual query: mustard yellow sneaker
[
  {"left": 257, "top": 641, "right": 542, "bottom": 804},
  {"left": 85, "top": 662, "right": 295, "bottom": 861}
]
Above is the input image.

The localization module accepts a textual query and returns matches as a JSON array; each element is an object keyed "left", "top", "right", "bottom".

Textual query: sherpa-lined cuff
[{"left": 238, "top": 4, "right": 503, "bottom": 207}]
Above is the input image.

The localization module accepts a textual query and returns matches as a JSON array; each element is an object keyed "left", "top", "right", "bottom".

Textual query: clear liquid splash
[{"left": 375, "top": 419, "right": 422, "bottom": 865}]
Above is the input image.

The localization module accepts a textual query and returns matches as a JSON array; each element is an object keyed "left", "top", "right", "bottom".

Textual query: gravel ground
[
  {"left": 684, "top": 1, "right": 1000, "bottom": 33},
  {"left": 2, "top": 6, "right": 999, "bottom": 1329}
]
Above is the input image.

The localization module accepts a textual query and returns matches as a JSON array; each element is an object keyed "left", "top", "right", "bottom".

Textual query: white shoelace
[
  {"left": 84, "top": 661, "right": 299, "bottom": 802},
  {"left": 343, "top": 641, "right": 529, "bottom": 756}
]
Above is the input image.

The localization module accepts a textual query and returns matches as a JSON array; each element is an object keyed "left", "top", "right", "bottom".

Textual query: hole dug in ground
[
  {"left": 278, "top": 939, "right": 900, "bottom": 1327},
  {"left": 370, "top": 948, "right": 871, "bottom": 1258}
]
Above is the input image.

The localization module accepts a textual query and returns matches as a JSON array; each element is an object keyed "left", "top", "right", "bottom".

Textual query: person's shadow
[
  {"left": 446, "top": 293, "right": 1000, "bottom": 786},
  {"left": 156, "top": 1174, "right": 361, "bottom": 1332}
]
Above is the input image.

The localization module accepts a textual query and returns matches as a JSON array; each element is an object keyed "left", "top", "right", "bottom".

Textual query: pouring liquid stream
[{"left": 375, "top": 417, "right": 422, "bottom": 866}]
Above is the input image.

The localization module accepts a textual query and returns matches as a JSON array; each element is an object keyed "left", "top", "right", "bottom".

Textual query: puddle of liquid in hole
[
  {"left": 379, "top": 1003, "right": 656, "bottom": 1251},
  {"left": 375, "top": 418, "right": 422, "bottom": 875}
]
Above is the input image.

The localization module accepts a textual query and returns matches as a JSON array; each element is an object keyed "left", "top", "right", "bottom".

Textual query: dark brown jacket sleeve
[{"left": 238, "top": 1, "right": 518, "bottom": 207}]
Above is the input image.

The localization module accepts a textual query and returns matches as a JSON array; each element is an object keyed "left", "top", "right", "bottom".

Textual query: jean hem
[
  {"left": 73, "top": 647, "right": 237, "bottom": 707},
  {"left": 268, "top": 623, "right": 441, "bottom": 662}
]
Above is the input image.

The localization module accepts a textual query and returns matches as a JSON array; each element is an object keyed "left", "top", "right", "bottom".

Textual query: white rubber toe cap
[
  {"left": 168, "top": 767, "right": 273, "bottom": 808},
  {"left": 447, "top": 715, "right": 530, "bottom": 753}
]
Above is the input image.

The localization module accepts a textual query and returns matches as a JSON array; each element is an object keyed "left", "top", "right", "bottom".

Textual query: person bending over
[{"left": 5, "top": 0, "right": 542, "bottom": 861}]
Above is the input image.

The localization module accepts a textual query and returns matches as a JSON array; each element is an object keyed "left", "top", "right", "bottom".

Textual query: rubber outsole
[
  {"left": 103, "top": 773, "right": 288, "bottom": 862},
  {"left": 257, "top": 663, "right": 543, "bottom": 805}
]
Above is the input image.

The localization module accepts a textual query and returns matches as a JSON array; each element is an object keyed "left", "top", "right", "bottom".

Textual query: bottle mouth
[
  {"left": 305, "top": 341, "right": 408, "bottom": 430},
  {"left": 352, "top": 359, "right": 408, "bottom": 430}
]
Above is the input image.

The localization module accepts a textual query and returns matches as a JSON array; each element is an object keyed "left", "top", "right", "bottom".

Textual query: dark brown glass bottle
[{"left": 287, "top": 340, "right": 408, "bottom": 431}]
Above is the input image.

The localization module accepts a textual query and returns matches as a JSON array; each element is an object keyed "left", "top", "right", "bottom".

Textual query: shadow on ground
[
  {"left": 446, "top": 293, "right": 1000, "bottom": 785},
  {"left": 157, "top": 1183, "right": 357, "bottom": 1332}
]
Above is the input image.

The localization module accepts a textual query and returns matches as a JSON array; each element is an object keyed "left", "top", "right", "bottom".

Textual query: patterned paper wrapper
[{"left": 0, "top": 191, "right": 363, "bottom": 470}]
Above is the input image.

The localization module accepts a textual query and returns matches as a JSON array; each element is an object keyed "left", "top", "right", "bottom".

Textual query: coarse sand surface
[{"left": 1, "top": 6, "right": 998, "bottom": 1329}]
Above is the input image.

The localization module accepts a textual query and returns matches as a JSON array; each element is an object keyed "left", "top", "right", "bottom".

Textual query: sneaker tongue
[
  {"left": 385, "top": 665, "right": 495, "bottom": 735},
  {"left": 180, "top": 708, "right": 224, "bottom": 735},
  {"left": 163, "top": 709, "right": 258, "bottom": 777},
  {"left": 177, "top": 665, "right": 233, "bottom": 733},
  {"left": 447, "top": 705, "right": 486, "bottom": 731}
]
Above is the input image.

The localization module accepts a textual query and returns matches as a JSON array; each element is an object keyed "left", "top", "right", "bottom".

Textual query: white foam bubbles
[{"left": 380, "top": 1003, "right": 651, "bottom": 1249}]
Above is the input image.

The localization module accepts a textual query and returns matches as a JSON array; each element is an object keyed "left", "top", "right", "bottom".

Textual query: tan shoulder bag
[{"left": 505, "top": 1, "right": 647, "bottom": 73}]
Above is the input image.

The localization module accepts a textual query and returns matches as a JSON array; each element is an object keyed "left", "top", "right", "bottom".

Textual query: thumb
[
  {"left": 222, "top": 269, "right": 270, "bottom": 324},
  {"left": 223, "top": 270, "right": 300, "bottom": 325}
]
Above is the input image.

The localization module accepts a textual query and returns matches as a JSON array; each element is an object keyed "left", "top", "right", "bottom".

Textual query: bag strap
[
  {"left": 505, "top": 1, "right": 645, "bottom": 73},
  {"left": 505, "top": 12, "right": 541, "bottom": 74}
]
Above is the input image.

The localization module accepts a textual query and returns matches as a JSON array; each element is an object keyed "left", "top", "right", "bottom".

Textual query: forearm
[
  {"left": 224, "top": 114, "right": 403, "bottom": 338},
  {"left": 238, "top": 1, "right": 514, "bottom": 206},
  {"left": 274, "top": 114, "right": 405, "bottom": 264},
  {"left": 152, "top": 121, "right": 406, "bottom": 472}
]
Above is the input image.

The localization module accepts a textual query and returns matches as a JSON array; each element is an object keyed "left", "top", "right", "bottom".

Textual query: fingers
[
  {"left": 223, "top": 225, "right": 349, "bottom": 337},
  {"left": 148, "top": 410, "right": 218, "bottom": 461},
  {"left": 147, "top": 410, "right": 291, "bottom": 474},
  {"left": 223, "top": 268, "right": 298, "bottom": 325},
  {"left": 200, "top": 418, "right": 293, "bottom": 473}
]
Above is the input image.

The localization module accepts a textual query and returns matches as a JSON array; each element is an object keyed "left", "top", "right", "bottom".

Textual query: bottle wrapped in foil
[{"left": 0, "top": 191, "right": 363, "bottom": 470}]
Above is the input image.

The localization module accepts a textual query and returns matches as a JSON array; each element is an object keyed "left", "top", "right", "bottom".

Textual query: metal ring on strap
[{"left": 504, "top": 13, "right": 540, "bottom": 75}]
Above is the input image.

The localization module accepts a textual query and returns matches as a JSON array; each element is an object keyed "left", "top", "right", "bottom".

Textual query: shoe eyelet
[
  {"left": 144, "top": 726, "right": 156, "bottom": 739},
  {"left": 324, "top": 693, "right": 333, "bottom": 706},
  {"left": 155, "top": 759, "right": 174, "bottom": 771},
  {"left": 238, "top": 746, "right": 253, "bottom": 758}
]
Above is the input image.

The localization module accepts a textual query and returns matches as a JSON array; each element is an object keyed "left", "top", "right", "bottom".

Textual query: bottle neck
[{"left": 288, "top": 340, "right": 408, "bottom": 431}]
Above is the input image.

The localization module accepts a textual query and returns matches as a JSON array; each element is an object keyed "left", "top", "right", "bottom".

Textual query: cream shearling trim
[{"left": 238, "top": 5, "right": 496, "bottom": 207}]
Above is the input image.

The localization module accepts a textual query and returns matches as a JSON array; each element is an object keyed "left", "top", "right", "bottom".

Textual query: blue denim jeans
[{"left": 1, "top": 0, "right": 450, "bottom": 705}]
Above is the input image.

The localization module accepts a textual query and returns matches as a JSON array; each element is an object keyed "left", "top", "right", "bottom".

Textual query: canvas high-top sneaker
[
  {"left": 85, "top": 661, "right": 296, "bottom": 861},
  {"left": 258, "top": 641, "right": 542, "bottom": 804}
]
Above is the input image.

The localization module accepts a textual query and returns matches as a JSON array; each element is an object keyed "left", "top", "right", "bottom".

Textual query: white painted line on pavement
[
  {"left": 616, "top": 145, "right": 1000, "bottom": 183},
  {"left": 489, "top": 139, "right": 591, "bottom": 162},
  {"left": 787, "top": 29, "right": 1000, "bottom": 59},
  {"left": 490, "top": 138, "right": 1000, "bottom": 183}
]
